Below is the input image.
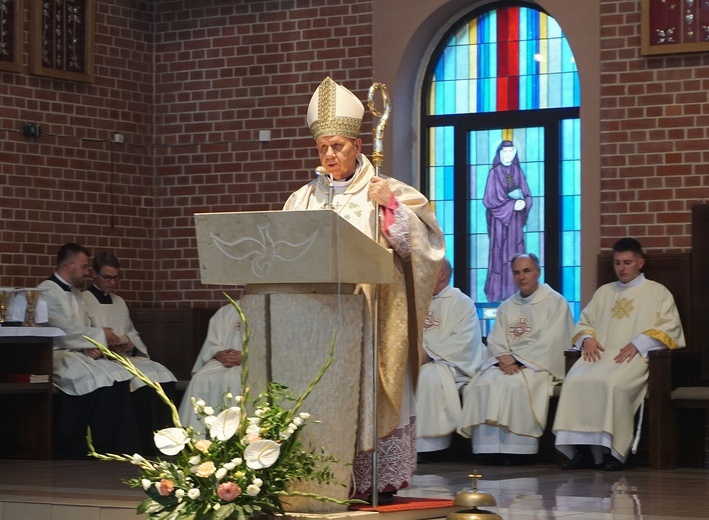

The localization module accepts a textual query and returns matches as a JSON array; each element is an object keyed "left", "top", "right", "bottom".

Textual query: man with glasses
[
  {"left": 38, "top": 243, "right": 141, "bottom": 458},
  {"left": 83, "top": 252, "right": 177, "bottom": 453}
]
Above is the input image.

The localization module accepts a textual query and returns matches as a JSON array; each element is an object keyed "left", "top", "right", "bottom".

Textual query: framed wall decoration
[
  {"left": 0, "top": 0, "right": 23, "bottom": 73},
  {"left": 29, "top": 0, "right": 94, "bottom": 82},
  {"left": 642, "top": 0, "right": 709, "bottom": 55}
]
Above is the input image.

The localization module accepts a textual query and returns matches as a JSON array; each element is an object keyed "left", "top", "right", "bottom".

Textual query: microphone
[{"left": 314, "top": 166, "right": 335, "bottom": 209}]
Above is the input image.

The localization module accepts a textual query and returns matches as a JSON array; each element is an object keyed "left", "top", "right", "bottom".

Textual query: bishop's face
[{"left": 316, "top": 136, "right": 362, "bottom": 180}]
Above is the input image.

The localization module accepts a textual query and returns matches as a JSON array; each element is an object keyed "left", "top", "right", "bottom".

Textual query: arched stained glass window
[{"left": 422, "top": 2, "right": 581, "bottom": 333}]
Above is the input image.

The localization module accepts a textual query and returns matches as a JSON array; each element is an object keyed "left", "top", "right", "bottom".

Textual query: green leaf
[
  {"left": 138, "top": 498, "right": 164, "bottom": 514},
  {"left": 213, "top": 503, "right": 237, "bottom": 520}
]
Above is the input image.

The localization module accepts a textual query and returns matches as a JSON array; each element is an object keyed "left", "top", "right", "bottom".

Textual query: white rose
[
  {"left": 216, "top": 467, "right": 227, "bottom": 480},
  {"left": 175, "top": 489, "right": 185, "bottom": 499},
  {"left": 224, "top": 462, "right": 236, "bottom": 470},
  {"left": 204, "top": 406, "right": 214, "bottom": 416},
  {"left": 188, "top": 488, "right": 201, "bottom": 500},
  {"left": 246, "top": 484, "right": 261, "bottom": 496},
  {"left": 142, "top": 479, "right": 151, "bottom": 491},
  {"left": 253, "top": 478, "right": 263, "bottom": 487},
  {"left": 189, "top": 455, "right": 201, "bottom": 465},
  {"left": 231, "top": 457, "right": 242, "bottom": 466}
]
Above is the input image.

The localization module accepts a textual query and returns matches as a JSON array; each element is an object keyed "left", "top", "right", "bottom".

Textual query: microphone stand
[{"left": 315, "top": 166, "right": 335, "bottom": 210}]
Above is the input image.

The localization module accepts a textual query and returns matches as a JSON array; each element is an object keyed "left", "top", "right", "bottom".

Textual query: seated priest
[
  {"left": 553, "top": 237, "right": 686, "bottom": 471},
  {"left": 178, "top": 303, "right": 243, "bottom": 433},
  {"left": 458, "top": 253, "right": 573, "bottom": 464},
  {"left": 416, "top": 258, "right": 486, "bottom": 457}
]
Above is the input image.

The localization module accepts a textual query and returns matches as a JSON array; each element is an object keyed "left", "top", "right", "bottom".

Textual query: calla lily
[
  {"left": 154, "top": 427, "right": 190, "bottom": 456},
  {"left": 244, "top": 439, "right": 281, "bottom": 469},
  {"left": 209, "top": 407, "right": 241, "bottom": 441}
]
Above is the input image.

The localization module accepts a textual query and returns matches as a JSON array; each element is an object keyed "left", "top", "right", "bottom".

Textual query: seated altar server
[
  {"left": 39, "top": 243, "right": 140, "bottom": 458},
  {"left": 83, "top": 252, "right": 177, "bottom": 453}
]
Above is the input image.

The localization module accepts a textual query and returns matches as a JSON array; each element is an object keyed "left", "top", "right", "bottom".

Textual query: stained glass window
[{"left": 422, "top": 3, "right": 581, "bottom": 329}]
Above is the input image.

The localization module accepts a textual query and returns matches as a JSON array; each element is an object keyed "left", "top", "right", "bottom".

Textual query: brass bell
[{"left": 446, "top": 472, "right": 502, "bottom": 520}]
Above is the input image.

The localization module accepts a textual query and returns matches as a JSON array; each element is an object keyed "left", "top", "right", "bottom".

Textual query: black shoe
[
  {"left": 561, "top": 447, "right": 595, "bottom": 470},
  {"left": 369, "top": 491, "right": 396, "bottom": 505},
  {"left": 498, "top": 454, "right": 536, "bottom": 466},
  {"left": 602, "top": 453, "right": 624, "bottom": 471}
]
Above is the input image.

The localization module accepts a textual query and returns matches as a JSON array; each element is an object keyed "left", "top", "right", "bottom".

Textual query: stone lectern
[{"left": 194, "top": 210, "right": 394, "bottom": 513}]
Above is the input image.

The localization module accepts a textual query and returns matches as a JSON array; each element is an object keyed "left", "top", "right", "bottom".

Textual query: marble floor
[{"left": 1, "top": 457, "right": 708, "bottom": 520}]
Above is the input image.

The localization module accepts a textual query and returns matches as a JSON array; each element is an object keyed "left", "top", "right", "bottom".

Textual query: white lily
[
  {"left": 154, "top": 427, "right": 190, "bottom": 456},
  {"left": 244, "top": 439, "right": 281, "bottom": 469},
  {"left": 209, "top": 406, "right": 241, "bottom": 441}
]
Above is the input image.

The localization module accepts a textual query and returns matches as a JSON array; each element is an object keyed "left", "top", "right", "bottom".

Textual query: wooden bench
[{"left": 648, "top": 204, "right": 709, "bottom": 469}]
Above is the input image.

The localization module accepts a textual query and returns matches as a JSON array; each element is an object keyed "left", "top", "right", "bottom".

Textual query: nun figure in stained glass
[{"left": 483, "top": 140, "right": 533, "bottom": 302}]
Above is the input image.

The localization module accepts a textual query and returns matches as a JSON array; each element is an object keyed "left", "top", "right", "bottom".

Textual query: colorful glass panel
[
  {"left": 428, "top": 6, "right": 579, "bottom": 114},
  {"left": 424, "top": 4, "right": 581, "bottom": 320}
]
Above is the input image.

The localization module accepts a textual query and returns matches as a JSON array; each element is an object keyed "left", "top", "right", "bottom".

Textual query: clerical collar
[
  {"left": 331, "top": 157, "right": 361, "bottom": 191},
  {"left": 519, "top": 283, "right": 543, "bottom": 303},
  {"left": 618, "top": 272, "right": 645, "bottom": 288},
  {"left": 88, "top": 284, "right": 112, "bottom": 304},
  {"left": 49, "top": 273, "right": 72, "bottom": 292}
]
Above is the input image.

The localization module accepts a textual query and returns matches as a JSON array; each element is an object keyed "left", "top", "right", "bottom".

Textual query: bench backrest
[{"left": 130, "top": 307, "right": 217, "bottom": 381}]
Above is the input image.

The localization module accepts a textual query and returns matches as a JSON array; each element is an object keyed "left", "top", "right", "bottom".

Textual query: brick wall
[
  {"left": 0, "top": 0, "right": 373, "bottom": 307},
  {"left": 4, "top": 0, "right": 708, "bottom": 308},
  {"left": 0, "top": 0, "right": 156, "bottom": 302},
  {"left": 150, "top": 0, "right": 374, "bottom": 305},
  {"left": 599, "top": 0, "right": 709, "bottom": 251}
]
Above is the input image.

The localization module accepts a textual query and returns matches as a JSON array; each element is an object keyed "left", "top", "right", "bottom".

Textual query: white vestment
[
  {"left": 553, "top": 274, "right": 686, "bottom": 462},
  {"left": 178, "top": 305, "right": 243, "bottom": 432},
  {"left": 459, "top": 283, "right": 573, "bottom": 454},
  {"left": 38, "top": 277, "right": 131, "bottom": 396},
  {"left": 284, "top": 154, "right": 444, "bottom": 494},
  {"left": 82, "top": 288, "right": 176, "bottom": 391},
  {"left": 416, "top": 284, "right": 486, "bottom": 452}
]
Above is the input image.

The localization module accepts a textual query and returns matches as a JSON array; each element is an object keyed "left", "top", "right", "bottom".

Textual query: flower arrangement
[{"left": 85, "top": 295, "right": 353, "bottom": 520}]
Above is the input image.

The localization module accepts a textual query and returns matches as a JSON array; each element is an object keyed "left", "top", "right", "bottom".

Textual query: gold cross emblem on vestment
[{"left": 611, "top": 297, "right": 634, "bottom": 319}]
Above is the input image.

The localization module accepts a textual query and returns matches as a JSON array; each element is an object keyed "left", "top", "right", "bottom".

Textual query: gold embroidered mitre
[{"left": 307, "top": 77, "right": 364, "bottom": 140}]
